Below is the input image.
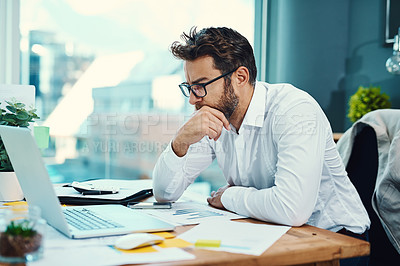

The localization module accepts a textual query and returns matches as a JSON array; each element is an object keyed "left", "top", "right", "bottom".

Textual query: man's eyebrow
[{"left": 190, "top": 77, "right": 208, "bottom": 84}]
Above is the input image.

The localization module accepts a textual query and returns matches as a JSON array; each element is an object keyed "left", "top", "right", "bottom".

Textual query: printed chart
[{"left": 141, "top": 202, "right": 246, "bottom": 225}]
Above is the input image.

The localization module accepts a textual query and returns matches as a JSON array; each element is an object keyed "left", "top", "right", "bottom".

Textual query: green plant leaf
[
  {"left": 0, "top": 101, "right": 39, "bottom": 172},
  {"left": 16, "top": 112, "right": 29, "bottom": 120},
  {"left": 3, "top": 117, "right": 16, "bottom": 123},
  {"left": 5, "top": 220, "right": 37, "bottom": 237},
  {"left": 14, "top": 103, "right": 25, "bottom": 108},
  {"left": 6, "top": 106, "right": 16, "bottom": 113},
  {"left": 347, "top": 85, "right": 391, "bottom": 122}
]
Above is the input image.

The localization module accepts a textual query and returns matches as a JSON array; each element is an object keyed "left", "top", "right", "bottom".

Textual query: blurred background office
[{"left": 0, "top": 0, "right": 399, "bottom": 194}]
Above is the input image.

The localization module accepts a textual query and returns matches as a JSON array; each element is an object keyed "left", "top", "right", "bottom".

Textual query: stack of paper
[
  {"left": 140, "top": 202, "right": 247, "bottom": 225},
  {"left": 178, "top": 220, "right": 291, "bottom": 256}
]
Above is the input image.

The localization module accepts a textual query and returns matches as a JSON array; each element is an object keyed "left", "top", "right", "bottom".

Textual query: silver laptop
[{"left": 0, "top": 125, "right": 175, "bottom": 239}]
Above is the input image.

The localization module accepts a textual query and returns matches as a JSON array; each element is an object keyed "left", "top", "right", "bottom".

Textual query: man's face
[{"left": 184, "top": 56, "right": 238, "bottom": 120}]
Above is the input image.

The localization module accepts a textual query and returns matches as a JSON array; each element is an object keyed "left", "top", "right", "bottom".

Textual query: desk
[
  {"left": 0, "top": 215, "right": 369, "bottom": 266},
  {"left": 154, "top": 219, "right": 369, "bottom": 266},
  {"left": 1, "top": 199, "right": 369, "bottom": 266}
]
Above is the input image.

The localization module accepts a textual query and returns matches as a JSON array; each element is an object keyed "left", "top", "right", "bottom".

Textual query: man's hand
[
  {"left": 207, "top": 184, "right": 231, "bottom": 209},
  {"left": 172, "top": 106, "right": 231, "bottom": 157}
]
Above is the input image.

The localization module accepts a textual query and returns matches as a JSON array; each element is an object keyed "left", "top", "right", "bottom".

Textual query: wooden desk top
[
  {"left": 150, "top": 219, "right": 370, "bottom": 266},
  {"left": 0, "top": 212, "right": 369, "bottom": 266},
  {"left": 0, "top": 200, "right": 369, "bottom": 266}
]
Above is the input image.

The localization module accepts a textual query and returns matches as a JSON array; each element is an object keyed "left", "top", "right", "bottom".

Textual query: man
[{"left": 153, "top": 27, "right": 370, "bottom": 235}]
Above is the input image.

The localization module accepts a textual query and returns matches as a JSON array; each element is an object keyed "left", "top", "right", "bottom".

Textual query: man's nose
[{"left": 188, "top": 91, "right": 202, "bottom": 105}]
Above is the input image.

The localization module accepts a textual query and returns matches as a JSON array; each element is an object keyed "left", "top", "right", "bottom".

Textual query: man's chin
[
  {"left": 195, "top": 104, "right": 214, "bottom": 111},
  {"left": 196, "top": 104, "right": 221, "bottom": 113},
  {"left": 195, "top": 104, "right": 233, "bottom": 121}
]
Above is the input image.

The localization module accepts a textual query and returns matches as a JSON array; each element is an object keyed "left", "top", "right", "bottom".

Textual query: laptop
[{"left": 0, "top": 125, "right": 175, "bottom": 239}]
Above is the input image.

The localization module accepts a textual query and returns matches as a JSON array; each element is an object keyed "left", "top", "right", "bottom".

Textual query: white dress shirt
[{"left": 153, "top": 81, "right": 370, "bottom": 233}]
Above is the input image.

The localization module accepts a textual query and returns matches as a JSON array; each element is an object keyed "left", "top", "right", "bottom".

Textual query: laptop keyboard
[{"left": 63, "top": 208, "right": 123, "bottom": 231}]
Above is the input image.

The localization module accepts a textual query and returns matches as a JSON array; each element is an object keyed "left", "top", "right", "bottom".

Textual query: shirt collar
[{"left": 240, "top": 81, "right": 266, "bottom": 131}]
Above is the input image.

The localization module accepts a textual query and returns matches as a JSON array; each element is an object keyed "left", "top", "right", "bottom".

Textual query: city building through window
[{"left": 18, "top": 0, "right": 255, "bottom": 193}]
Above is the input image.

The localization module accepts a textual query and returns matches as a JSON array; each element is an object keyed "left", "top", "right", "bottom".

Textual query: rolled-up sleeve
[{"left": 153, "top": 138, "right": 215, "bottom": 202}]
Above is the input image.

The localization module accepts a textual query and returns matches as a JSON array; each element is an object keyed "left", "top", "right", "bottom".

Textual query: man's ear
[{"left": 234, "top": 66, "right": 250, "bottom": 87}]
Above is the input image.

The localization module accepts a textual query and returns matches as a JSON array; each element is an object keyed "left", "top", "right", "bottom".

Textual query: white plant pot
[{"left": 0, "top": 172, "right": 24, "bottom": 201}]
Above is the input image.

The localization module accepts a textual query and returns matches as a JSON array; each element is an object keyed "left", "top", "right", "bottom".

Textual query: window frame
[{"left": 0, "top": 0, "right": 20, "bottom": 84}]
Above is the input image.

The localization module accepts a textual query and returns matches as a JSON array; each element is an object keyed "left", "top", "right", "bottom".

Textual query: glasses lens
[
  {"left": 179, "top": 84, "right": 190, "bottom": 97},
  {"left": 191, "top": 85, "right": 206, "bottom": 97}
]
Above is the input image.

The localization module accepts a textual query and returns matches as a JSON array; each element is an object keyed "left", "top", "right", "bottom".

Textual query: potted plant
[
  {"left": 0, "top": 100, "right": 39, "bottom": 201},
  {"left": 347, "top": 86, "right": 391, "bottom": 123},
  {"left": 0, "top": 221, "right": 43, "bottom": 259},
  {"left": 0, "top": 205, "right": 45, "bottom": 263}
]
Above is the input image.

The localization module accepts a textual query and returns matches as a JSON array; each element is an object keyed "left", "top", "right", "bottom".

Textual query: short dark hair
[{"left": 170, "top": 27, "right": 257, "bottom": 86}]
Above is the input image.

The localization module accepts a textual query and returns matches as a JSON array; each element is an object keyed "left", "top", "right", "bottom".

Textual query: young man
[{"left": 153, "top": 27, "right": 370, "bottom": 235}]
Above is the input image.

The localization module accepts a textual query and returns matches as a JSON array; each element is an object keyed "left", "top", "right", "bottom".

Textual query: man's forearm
[
  {"left": 152, "top": 142, "right": 186, "bottom": 202},
  {"left": 153, "top": 138, "right": 215, "bottom": 202},
  {"left": 171, "top": 137, "right": 190, "bottom": 157}
]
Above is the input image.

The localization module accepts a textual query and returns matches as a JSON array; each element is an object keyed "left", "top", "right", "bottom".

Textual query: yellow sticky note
[
  {"left": 195, "top": 239, "right": 221, "bottom": 248},
  {"left": 3, "top": 201, "right": 28, "bottom": 206},
  {"left": 151, "top": 232, "right": 176, "bottom": 239},
  {"left": 114, "top": 245, "right": 158, "bottom": 253},
  {"left": 157, "top": 238, "right": 193, "bottom": 248}
]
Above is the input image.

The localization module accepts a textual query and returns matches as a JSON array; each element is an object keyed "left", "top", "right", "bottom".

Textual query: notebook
[{"left": 0, "top": 125, "right": 175, "bottom": 239}]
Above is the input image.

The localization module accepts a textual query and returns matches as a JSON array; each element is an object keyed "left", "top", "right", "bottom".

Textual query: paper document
[
  {"left": 139, "top": 202, "right": 247, "bottom": 225},
  {"left": 54, "top": 179, "right": 153, "bottom": 200},
  {"left": 179, "top": 220, "right": 291, "bottom": 256},
  {"left": 29, "top": 246, "right": 194, "bottom": 266}
]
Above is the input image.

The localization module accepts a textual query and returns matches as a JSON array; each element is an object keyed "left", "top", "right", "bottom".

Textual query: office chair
[{"left": 345, "top": 125, "right": 400, "bottom": 266}]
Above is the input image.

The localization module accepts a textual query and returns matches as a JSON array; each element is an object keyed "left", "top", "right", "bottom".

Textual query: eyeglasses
[{"left": 179, "top": 68, "right": 237, "bottom": 98}]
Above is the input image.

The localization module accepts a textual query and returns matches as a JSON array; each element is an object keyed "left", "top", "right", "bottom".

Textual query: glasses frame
[{"left": 179, "top": 68, "right": 237, "bottom": 98}]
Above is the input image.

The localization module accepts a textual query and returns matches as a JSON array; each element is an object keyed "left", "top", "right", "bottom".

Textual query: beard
[{"left": 195, "top": 80, "right": 239, "bottom": 120}]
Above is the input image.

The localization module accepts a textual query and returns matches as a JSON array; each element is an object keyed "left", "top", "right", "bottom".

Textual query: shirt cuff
[
  {"left": 163, "top": 141, "right": 187, "bottom": 172},
  {"left": 221, "top": 186, "right": 239, "bottom": 212}
]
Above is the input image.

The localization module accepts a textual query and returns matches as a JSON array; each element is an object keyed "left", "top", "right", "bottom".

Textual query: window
[{"left": 18, "top": 0, "right": 255, "bottom": 192}]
